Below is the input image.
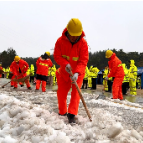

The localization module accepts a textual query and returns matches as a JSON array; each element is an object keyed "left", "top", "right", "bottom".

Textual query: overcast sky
[{"left": 0, "top": 1, "right": 143, "bottom": 57}]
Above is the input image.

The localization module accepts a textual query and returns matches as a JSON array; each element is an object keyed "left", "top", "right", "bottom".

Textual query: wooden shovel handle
[
  {"left": 2, "top": 81, "right": 11, "bottom": 88},
  {"left": 68, "top": 69, "right": 92, "bottom": 122}
]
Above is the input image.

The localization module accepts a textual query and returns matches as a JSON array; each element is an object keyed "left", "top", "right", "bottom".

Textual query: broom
[
  {"left": 1, "top": 73, "right": 23, "bottom": 88},
  {"left": 1, "top": 73, "right": 31, "bottom": 88},
  {"left": 12, "top": 74, "right": 31, "bottom": 82}
]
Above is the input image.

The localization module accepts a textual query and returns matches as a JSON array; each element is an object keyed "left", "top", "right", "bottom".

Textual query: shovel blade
[{"left": 96, "top": 94, "right": 106, "bottom": 100}]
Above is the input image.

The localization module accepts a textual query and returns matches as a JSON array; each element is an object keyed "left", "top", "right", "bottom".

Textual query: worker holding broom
[
  {"left": 105, "top": 50, "right": 125, "bottom": 100},
  {"left": 54, "top": 18, "right": 89, "bottom": 123},
  {"left": 10, "top": 56, "right": 31, "bottom": 89},
  {"left": 35, "top": 51, "right": 53, "bottom": 92},
  {"left": 9, "top": 64, "right": 24, "bottom": 87}
]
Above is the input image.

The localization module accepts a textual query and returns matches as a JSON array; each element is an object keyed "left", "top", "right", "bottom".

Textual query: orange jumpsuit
[
  {"left": 36, "top": 57, "right": 53, "bottom": 92},
  {"left": 108, "top": 53, "right": 125, "bottom": 100},
  {"left": 54, "top": 28, "right": 89, "bottom": 115},
  {"left": 0, "top": 66, "right": 3, "bottom": 78},
  {"left": 10, "top": 60, "right": 31, "bottom": 88}
]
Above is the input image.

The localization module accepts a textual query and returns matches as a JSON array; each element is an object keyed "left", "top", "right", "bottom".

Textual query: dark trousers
[
  {"left": 82, "top": 79, "right": 88, "bottom": 89},
  {"left": 108, "top": 80, "right": 112, "bottom": 92},
  {"left": 122, "top": 82, "right": 129, "bottom": 95},
  {"left": 92, "top": 78, "right": 97, "bottom": 89},
  {"left": 2, "top": 73, "right": 4, "bottom": 78},
  {"left": 30, "top": 76, "right": 34, "bottom": 82}
]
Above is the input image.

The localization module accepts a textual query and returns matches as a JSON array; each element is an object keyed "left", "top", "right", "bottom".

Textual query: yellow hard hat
[
  {"left": 45, "top": 51, "right": 50, "bottom": 56},
  {"left": 105, "top": 50, "right": 113, "bottom": 58},
  {"left": 67, "top": 18, "right": 83, "bottom": 36},
  {"left": 14, "top": 56, "right": 20, "bottom": 62}
]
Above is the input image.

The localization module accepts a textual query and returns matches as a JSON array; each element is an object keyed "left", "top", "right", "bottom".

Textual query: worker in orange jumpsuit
[
  {"left": 105, "top": 50, "right": 125, "bottom": 100},
  {"left": 10, "top": 64, "right": 24, "bottom": 87},
  {"left": 36, "top": 52, "right": 53, "bottom": 92},
  {"left": 0, "top": 64, "right": 3, "bottom": 78},
  {"left": 54, "top": 18, "right": 89, "bottom": 123},
  {"left": 10, "top": 56, "right": 31, "bottom": 89}
]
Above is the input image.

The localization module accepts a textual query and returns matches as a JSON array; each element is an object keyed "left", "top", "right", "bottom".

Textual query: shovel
[
  {"left": 1, "top": 73, "right": 26, "bottom": 88},
  {"left": 12, "top": 74, "right": 31, "bottom": 82},
  {"left": 68, "top": 69, "right": 92, "bottom": 122},
  {"left": 96, "top": 79, "right": 106, "bottom": 100}
]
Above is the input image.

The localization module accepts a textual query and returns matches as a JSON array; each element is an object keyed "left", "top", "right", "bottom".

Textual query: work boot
[
  {"left": 11, "top": 85, "right": 14, "bottom": 87},
  {"left": 20, "top": 84, "right": 24, "bottom": 87},
  {"left": 28, "top": 87, "right": 32, "bottom": 90},
  {"left": 59, "top": 113, "right": 67, "bottom": 116},
  {"left": 67, "top": 113, "right": 75, "bottom": 124},
  {"left": 13, "top": 87, "right": 17, "bottom": 89}
]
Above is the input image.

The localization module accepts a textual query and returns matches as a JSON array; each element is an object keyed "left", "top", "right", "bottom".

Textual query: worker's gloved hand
[
  {"left": 105, "top": 77, "right": 108, "bottom": 80},
  {"left": 70, "top": 73, "right": 79, "bottom": 81},
  {"left": 65, "top": 64, "right": 71, "bottom": 73}
]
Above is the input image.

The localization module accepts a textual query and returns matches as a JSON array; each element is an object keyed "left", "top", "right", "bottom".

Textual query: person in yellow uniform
[
  {"left": 129, "top": 60, "right": 137, "bottom": 96},
  {"left": 137, "top": 75, "right": 141, "bottom": 89},
  {"left": 6, "top": 66, "right": 10, "bottom": 79},
  {"left": 122, "top": 63, "right": 129, "bottom": 95},
  {"left": 51, "top": 65, "right": 56, "bottom": 85},
  {"left": 30, "top": 64, "right": 35, "bottom": 83},
  {"left": 48, "top": 67, "right": 52, "bottom": 85},
  {"left": 91, "top": 66, "right": 99, "bottom": 90},
  {"left": 2, "top": 67, "right": 5, "bottom": 78},
  {"left": 81, "top": 66, "right": 89, "bottom": 89},
  {"left": 88, "top": 65, "right": 93, "bottom": 88},
  {"left": 102, "top": 66, "right": 108, "bottom": 92}
]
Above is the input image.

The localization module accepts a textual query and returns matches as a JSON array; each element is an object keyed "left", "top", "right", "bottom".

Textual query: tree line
[{"left": 0, "top": 48, "right": 143, "bottom": 70}]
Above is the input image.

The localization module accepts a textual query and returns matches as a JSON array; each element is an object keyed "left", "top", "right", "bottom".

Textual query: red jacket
[
  {"left": 36, "top": 57, "right": 53, "bottom": 76},
  {"left": 54, "top": 28, "right": 89, "bottom": 81},
  {"left": 10, "top": 59, "right": 29, "bottom": 76},
  {"left": 108, "top": 53, "right": 125, "bottom": 78}
]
